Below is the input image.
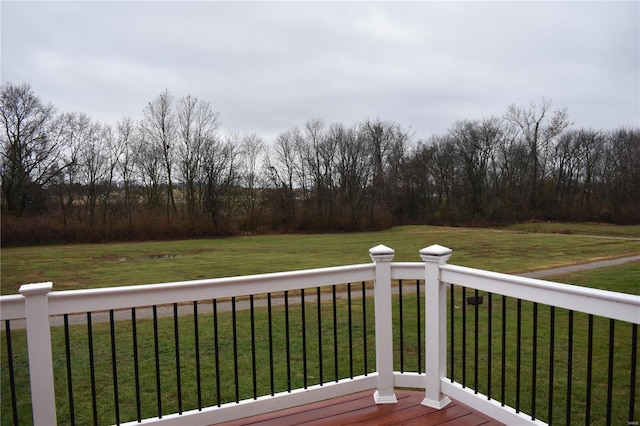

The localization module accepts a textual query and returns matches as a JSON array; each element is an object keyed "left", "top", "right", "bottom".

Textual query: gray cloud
[{"left": 2, "top": 1, "right": 638, "bottom": 141}]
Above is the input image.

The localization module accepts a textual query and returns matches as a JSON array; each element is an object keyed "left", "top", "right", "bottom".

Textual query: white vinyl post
[
  {"left": 19, "top": 282, "right": 57, "bottom": 425},
  {"left": 369, "top": 244, "right": 398, "bottom": 404},
  {"left": 420, "top": 245, "right": 452, "bottom": 409}
]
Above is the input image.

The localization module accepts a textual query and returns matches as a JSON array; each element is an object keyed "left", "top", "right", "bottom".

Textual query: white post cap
[
  {"left": 419, "top": 244, "right": 452, "bottom": 257},
  {"left": 19, "top": 282, "right": 53, "bottom": 296},
  {"left": 369, "top": 244, "right": 395, "bottom": 261}
]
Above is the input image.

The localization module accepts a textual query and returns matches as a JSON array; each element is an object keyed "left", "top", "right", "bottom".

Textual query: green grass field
[
  {"left": 2, "top": 223, "right": 639, "bottom": 295},
  {"left": 1, "top": 223, "right": 638, "bottom": 425}
]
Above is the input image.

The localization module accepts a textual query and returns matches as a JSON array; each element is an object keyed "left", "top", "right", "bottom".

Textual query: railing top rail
[
  {"left": 3, "top": 258, "right": 637, "bottom": 323},
  {"left": 44, "top": 262, "right": 374, "bottom": 316},
  {"left": 441, "top": 263, "right": 640, "bottom": 305},
  {"left": 441, "top": 263, "right": 640, "bottom": 323},
  {"left": 0, "top": 294, "right": 26, "bottom": 321},
  {"left": 390, "top": 262, "right": 424, "bottom": 280}
]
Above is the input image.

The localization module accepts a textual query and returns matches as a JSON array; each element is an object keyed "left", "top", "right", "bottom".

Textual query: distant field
[{"left": 1, "top": 223, "right": 639, "bottom": 295}]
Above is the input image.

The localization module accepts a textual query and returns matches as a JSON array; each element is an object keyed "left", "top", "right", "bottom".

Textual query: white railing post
[
  {"left": 369, "top": 244, "right": 398, "bottom": 404},
  {"left": 19, "top": 282, "right": 57, "bottom": 425},
  {"left": 420, "top": 244, "right": 452, "bottom": 409}
]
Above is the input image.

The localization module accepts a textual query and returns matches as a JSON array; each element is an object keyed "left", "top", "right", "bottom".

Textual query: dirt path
[
  {"left": 519, "top": 255, "right": 640, "bottom": 278},
  {"left": 5, "top": 255, "right": 639, "bottom": 330}
]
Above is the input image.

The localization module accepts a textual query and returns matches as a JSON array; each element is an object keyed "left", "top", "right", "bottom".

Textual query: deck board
[{"left": 218, "top": 390, "right": 505, "bottom": 425}]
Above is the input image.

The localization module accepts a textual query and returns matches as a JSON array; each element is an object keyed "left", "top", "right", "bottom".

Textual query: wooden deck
[{"left": 219, "top": 390, "right": 505, "bottom": 425}]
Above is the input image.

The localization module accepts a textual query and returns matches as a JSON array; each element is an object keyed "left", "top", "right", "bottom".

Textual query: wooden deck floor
[{"left": 219, "top": 390, "right": 505, "bottom": 425}]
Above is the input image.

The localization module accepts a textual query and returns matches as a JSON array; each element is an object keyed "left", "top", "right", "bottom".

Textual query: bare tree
[
  {"left": 141, "top": 90, "right": 178, "bottom": 219},
  {"left": 553, "top": 131, "right": 582, "bottom": 211},
  {"left": 265, "top": 129, "right": 301, "bottom": 229},
  {"left": 385, "top": 125, "right": 411, "bottom": 222},
  {"left": 51, "top": 112, "right": 87, "bottom": 228},
  {"left": 299, "top": 119, "right": 339, "bottom": 228},
  {"left": 239, "top": 132, "right": 265, "bottom": 232},
  {"left": 134, "top": 122, "right": 163, "bottom": 214},
  {"left": 405, "top": 141, "right": 437, "bottom": 220},
  {"left": 362, "top": 118, "right": 392, "bottom": 207},
  {"left": 360, "top": 119, "right": 410, "bottom": 215},
  {"left": 202, "top": 131, "right": 240, "bottom": 233},
  {"left": 428, "top": 135, "right": 458, "bottom": 209},
  {"left": 334, "top": 123, "right": 371, "bottom": 227},
  {"left": 115, "top": 117, "right": 137, "bottom": 232},
  {"left": 176, "top": 95, "right": 220, "bottom": 222},
  {"left": 76, "top": 119, "right": 107, "bottom": 227},
  {"left": 601, "top": 128, "right": 640, "bottom": 221},
  {"left": 504, "top": 98, "right": 571, "bottom": 210},
  {"left": 0, "top": 83, "right": 70, "bottom": 214},
  {"left": 450, "top": 117, "right": 501, "bottom": 217},
  {"left": 493, "top": 125, "right": 530, "bottom": 218},
  {"left": 97, "top": 124, "right": 123, "bottom": 233}
]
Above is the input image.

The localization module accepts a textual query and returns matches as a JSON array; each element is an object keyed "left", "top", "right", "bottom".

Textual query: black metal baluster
[
  {"left": 487, "top": 292, "right": 492, "bottom": 400},
  {"left": 362, "top": 281, "right": 368, "bottom": 375},
  {"left": 63, "top": 315, "right": 75, "bottom": 425},
  {"left": 333, "top": 285, "right": 338, "bottom": 382},
  {"left": 501, "top": 295, "right": 506, "bottom": 407},
  {"left": 285, "top": 291, "right": 291, "bottom": 392},
  {"left": 606, "top": 319, "right": 615, "bottom": 425},
  {"left": 87, "top": 312, "right": 98, "bottom": 426},
  {"left": 548, "top": 306, "right": 555, "bottom": 425},
  {"left": 131, "top": 308, "right": 141, "bottom": 422},
  {"left": 399, "top": 279, "right": 404, "bottom": 372},
  {"left": 462, "top": 287, "right": 466, "bottom": 388},
  {"left": 348, "top": 283, "right": 354, "bottom": 379},
  {"left": 250, "top": 295, "right": 257, "bottom": 399},
  {"left": 474, "top": 288, "right": 479, "bottom": 394},
  {"left": 531, "top": 303, "right": 537, "bottom": 421},
  {"left": 173, "top": 303, "right": 182, "bottom": 414},
  {"left": 268, "top": 293, "right": 275, "bottom": 396},
  {"left": 585, "top": 314, "right": 593, "bottom": 424},
  {"left": 232, "top": 297, "right": 239, "bottom": 403},
  {"left": 194, "top": 301, "right": 202, "bottom": 410},
  {"left": 5, "top": 320, "right": 19, "bottom": 426},
  {"left": 317, "top": 287, "right": 323, "bottom": 385},
  {"left": 416, "top": 279, "right": 422, "bottom": 374},
  {"left": 153, "top": 306, "right": 162, "bottom": 417},
  {"left": 566, "top": 310, "right": 574, "bottom": 425},
  {"left": 301, "top": 289, "right": 307, "bottom": 388},
  {"left": 516, "top": 298, "right": 522, "bottom": 413},
  {"left": 109, "top": 310, "right": 120, "bottom": 425},
  {"left": 630, "top": 323, "right": 638, "bottom": 425},
  {"left": 213, "top": 300, "right": 221, "bottom": 406},
  {"left": 450, "top": 283, "right": 455, "bottom": 382}
]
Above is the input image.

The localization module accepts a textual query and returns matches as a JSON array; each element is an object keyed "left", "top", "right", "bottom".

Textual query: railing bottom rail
[
  {"left": 442, "top": 380, "right": 546, "bottom": 426},
  {"left": 121, "top": 375, "right": 378, "bottom": 426}
]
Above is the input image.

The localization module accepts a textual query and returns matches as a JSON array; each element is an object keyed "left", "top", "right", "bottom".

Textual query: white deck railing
[{"left": 1, "top": 244, "right": 638, "bottom": 426}]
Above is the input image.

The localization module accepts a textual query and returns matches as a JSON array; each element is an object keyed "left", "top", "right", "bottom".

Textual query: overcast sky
[{"left": 2, "top": 1, "right": 638, "bottom": 143}]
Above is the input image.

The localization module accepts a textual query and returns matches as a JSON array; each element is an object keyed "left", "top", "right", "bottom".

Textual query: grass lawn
[
  {"left": 2, "top": 223, "right": 639, "bottom": 295},
  {"left": 1, "top": 224, "right": 638, "bottom": 425}
]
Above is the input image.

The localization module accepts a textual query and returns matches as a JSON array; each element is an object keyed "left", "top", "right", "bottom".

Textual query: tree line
[{"left": 1, "top": 83, "right": 639, "bottom": 245}]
